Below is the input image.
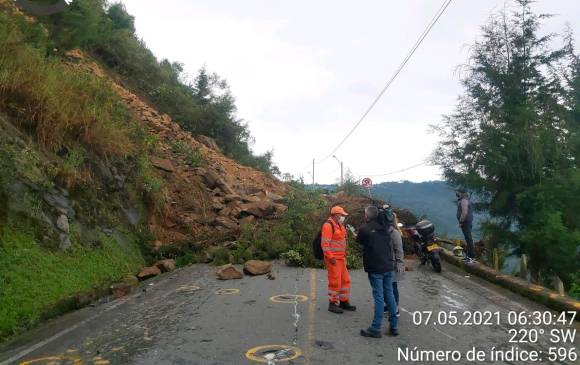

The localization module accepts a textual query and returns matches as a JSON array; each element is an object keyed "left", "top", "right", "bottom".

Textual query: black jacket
[{"left": 356, "top": 220, "right": 394, "bottom": 273}]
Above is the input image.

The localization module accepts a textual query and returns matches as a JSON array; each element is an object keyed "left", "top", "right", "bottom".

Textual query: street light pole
[{"left": 332, "top": 155, "right": 343, "bottom": 186}]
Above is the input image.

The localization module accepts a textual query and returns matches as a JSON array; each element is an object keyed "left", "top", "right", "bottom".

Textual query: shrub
[{"left": 281, "top": 250, "right": 304, "bottom": 267}]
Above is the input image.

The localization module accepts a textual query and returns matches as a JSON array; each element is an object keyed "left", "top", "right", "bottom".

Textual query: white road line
[{"left": 0, "top": 299, "right": 127, "bottom": 365}]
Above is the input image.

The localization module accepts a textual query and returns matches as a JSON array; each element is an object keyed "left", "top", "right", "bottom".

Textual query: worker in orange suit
[{"left": 322, "top": 206, "right": 356, "bottom": 314}]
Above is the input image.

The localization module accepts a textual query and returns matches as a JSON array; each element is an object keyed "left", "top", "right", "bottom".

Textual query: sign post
[{"left": 361, "top": 177, "right": 373, "bottom": 198}]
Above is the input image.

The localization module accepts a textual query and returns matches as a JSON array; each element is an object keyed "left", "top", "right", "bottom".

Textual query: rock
[
  {"left": 213, "top": 216, "right": 239, "bottom": 230},
  {"left": 196, "top": 135, "right": 221, "bottom": 152},
  {"left": 267, "top": 193, "right": 285, "bottom": 203},
  {"left": 224, "top": 194, "right": 242, "bottom": 203},
  {"left": 155, "top": 259, "right": 176, "bottom": 273},
  {"left": 243, "top": 260, "right": 273, "bottom": 276},
  {"left": 203, "top": 251, "right": 214, "bottom": 263},
  {"left": 267, "top": 272, "right": 276, "bottom": 280},
  {"left": 223, "top": 241, "right": 238, "bottom": 250},
  {"left": 211, "top": 199, "right": 225, "bottom": 211},
  {"left": 150, "top": 156, "right": 175, "bottom": 172},
  {"left": 239, "top": 215, "right": 256, "bottom": 227},
  {"left": 56, "top": 214, "right": 70, "bottom": 233},
  {"left": 76, "top": 289, "right": 97, "bottom": 307},
  {"left": 110, "top": 282, "right": 132, "bottom": 299},
  {"left": 152, "top": 240, "right": 163, "bottom": 250},
  {"left": 59, "top": 233, "right": 71, "bottom": 251},
  {"left": 216, "top": 264, "right": 243, "bottom": 280},
  {"left": 123, "top": 275, "right": 140, "bottom": 287},
  {"left": 137, "top": 266, "right": 162, "bottom": 281},
  {"left": 239, "top": 201, "right": 287, "bottom": 218}
]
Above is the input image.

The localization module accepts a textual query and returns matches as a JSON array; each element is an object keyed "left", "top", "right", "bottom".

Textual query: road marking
[
  {"left": 0, "top": 300, "right": 127, "bottom": 365},
  {"left": 245, "top": 345, "right": 302, "bottom": 363},
  {"left": 175, "top": 284, "right": 201, "bottom": 293},
  {"left": 305, "top": 269, "right": 317, "bottom": 365},
  {"left": 269, "top": 294, "right": 309, "bottom": 303},
  {"left": 215, "top": 288, "right": 240, "bottom": 295}
]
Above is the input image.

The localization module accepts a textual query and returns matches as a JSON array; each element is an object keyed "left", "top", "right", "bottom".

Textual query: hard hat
[
  {"left": 330, "top": 206, "right": 348, "bottom": 216},
  {"left": 453, "top": 245, "right": 464, "bottom": 257}
]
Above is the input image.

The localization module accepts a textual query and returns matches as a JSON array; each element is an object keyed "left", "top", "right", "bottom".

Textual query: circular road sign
[{"left": 361, "top": 177, "right": 372, "bottom": 188}]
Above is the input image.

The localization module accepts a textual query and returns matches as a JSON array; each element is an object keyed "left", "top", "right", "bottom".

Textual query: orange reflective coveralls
[{"left": 321, "top": 218, "right": 350, "bottom": 303}]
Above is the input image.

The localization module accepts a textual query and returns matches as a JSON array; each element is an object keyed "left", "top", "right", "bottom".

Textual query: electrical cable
[{"left": 318, "top": 0, "right": 453, "bottom": 162}]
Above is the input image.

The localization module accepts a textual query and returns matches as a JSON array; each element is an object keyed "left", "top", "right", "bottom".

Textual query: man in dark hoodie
[
  {"left": 456, "top": 188, "right": 475, "bottom": 264},
  {"left": 356, "top": 206, "right": 398, "bottom": 338}
]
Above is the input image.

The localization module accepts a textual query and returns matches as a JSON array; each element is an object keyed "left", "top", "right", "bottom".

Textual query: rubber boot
[
  {"left": 328, "top": 302, "right": 343, "bottom": 314},
  {"left": 339, "top": 301, "right": 357, "bottom": 311}
]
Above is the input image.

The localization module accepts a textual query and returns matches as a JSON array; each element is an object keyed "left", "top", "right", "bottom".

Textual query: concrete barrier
[{"left": 439, "top": 248, "right": 580, "bottom": 314}]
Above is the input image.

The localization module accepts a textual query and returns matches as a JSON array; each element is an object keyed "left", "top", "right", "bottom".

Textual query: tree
[{"left": 433, "top": 0, "right": 579, "bottom": 285}]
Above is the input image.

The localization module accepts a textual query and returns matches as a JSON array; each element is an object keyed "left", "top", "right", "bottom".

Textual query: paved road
[{"left": 1, "top": 259, "right": 578, "bottom": 365}]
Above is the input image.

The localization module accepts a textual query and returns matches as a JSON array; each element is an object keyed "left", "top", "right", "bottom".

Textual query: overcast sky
[{"left": 119, "top": 0, "right": 580, "bottom": 184}]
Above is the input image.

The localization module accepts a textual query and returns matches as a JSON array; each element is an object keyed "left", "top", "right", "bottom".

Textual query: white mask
[{"left": 338, "top": 216, "right": 346, "bottom": 224}]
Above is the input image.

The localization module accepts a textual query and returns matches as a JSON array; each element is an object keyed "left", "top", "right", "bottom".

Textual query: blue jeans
[{"left": 368, "top": 271, "right": 398, "bottom": 332}]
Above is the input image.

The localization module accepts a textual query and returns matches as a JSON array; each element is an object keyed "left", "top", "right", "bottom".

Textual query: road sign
[{"left": 361, "top": 177, "right": 372, "bottom": 188}]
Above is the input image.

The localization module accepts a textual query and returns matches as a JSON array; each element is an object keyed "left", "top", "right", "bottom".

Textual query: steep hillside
[{"left": 0, "top": 1, "right": 287, "bottom": 340}]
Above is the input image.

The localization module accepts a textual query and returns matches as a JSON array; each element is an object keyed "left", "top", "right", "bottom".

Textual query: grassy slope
[{"left": 0, "top": 229, "right": 143, "bottom": 339}]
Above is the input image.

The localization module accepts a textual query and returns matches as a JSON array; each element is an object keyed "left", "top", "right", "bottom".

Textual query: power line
[
  {"left": 360, "top": 161, "right": 427, "bottom": 178},
  {"left": 319, "top": 0, "right": 453, "bottom": 162}
]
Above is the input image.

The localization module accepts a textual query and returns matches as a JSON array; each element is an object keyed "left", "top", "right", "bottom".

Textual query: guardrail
[{"left": 436, "top": 244, "right": 580, "bottom": 314}]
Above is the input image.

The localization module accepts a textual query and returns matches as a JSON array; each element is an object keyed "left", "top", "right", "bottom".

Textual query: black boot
[
  {"left": 328, "top": 302, "right": 343, "bottom": 314},
  {"left": 360, "top": 328, "right": 382, "bottom": 338},
  {"left": 339, "top": 301, "right": 357, "bottom": 311}
]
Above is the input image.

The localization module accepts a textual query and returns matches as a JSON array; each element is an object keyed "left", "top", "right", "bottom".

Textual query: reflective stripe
[
  {"left": 321, "top": 238, "right": 332, "bottom": 243},
  {"left": 339, "top": 288, "right": 350, "bottom": 291},
  {"left": 323, "top": 247, "right": 346, "bottom": 252},
  {"left": 329, "top": 240, "right": 346, "bottom": 245}
]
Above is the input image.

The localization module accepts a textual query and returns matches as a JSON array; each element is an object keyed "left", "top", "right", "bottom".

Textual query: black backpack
[{"left": 312, "top": 220, "right": 334, "bottom": 260}]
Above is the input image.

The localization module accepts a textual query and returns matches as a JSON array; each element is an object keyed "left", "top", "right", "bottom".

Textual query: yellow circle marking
[
  {"left": 20, "top": 356, "right": 82, "bottom": 365},
  {"left": 245, "top": 345, "right": 302, "bottom": 363},
  {"left": 270, "top": 294, "right": 309, "bottom": 303},
  {"left": 215, "top": 288, "right": 240, "bottom": 295},
  {"left": 176, "top": 284, "right": 201, "bottom": 293}
]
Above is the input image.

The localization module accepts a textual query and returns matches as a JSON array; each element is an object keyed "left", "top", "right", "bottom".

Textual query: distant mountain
[{"left": 370, "top": 181, "right": 483, "bottom": 240}]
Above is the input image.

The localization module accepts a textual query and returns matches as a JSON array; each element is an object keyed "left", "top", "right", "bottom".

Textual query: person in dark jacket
[
  {"left": 356, "top": 206, "right": 398, "bottom": 338},
  {"left": 456, "top": 188, "right": 476, "bottom": 263}
]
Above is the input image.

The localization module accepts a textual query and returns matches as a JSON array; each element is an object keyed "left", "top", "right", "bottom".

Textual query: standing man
[
  {"left": 456, "top": 188, "right": 475, "bottom": 264},
  {"left": 322, "top": 206, "right": 356, "bottom": 314},
  {"left": 357, "top": 206, "right": 398, "bottom": 338}
]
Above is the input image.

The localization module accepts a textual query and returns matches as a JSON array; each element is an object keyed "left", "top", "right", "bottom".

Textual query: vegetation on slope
[{"left": 37, "top": 0, "right": 279, "bottom": 174}]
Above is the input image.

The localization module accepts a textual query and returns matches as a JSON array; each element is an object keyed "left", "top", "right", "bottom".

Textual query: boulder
[
  {"left": 137, "top": 266, "right": 162, "bottom": 281},
  {"left": 196, "top": 135, "right": 221, "bottom": 152},
  {"left": 239, "top": 201, "right": 288, "bottom": 218},
  {"left": 110, "top": 282, "right": 132, "bottom": 299},
  {"left": 224, "top": 194, "right": 242, "bottom": 203},
  {"left": 214, "top": 216, "right": 239, "bottom": 230},
  {"left": 155, "top": 259, "right": 176, "bottom": 273},
  {"left": 56, "top": 214, "right": 70, "bottom": 233},
  {"left": 216, "top": 264, "right": 243, "bottom": 280},
  {"left": 123, "top": 275, "right": 140, "bottom": 287},
  {"left": 239, "top": 215, "right": 256, "bottom": 227},
  {"left": 150, "top": 156, "right": 174, "bottom": 172},
  {"left": 243, "top": 260, "right": 273, "bottom": 276}
]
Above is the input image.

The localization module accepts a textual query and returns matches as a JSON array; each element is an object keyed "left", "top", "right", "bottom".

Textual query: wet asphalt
[{"left": 0, "top": 259, "right": 578, "bottom": 365}]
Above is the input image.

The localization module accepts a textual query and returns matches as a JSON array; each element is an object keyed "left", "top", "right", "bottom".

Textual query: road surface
[{"left": 0, "top": 259, "right": 578, "bottom": 365}]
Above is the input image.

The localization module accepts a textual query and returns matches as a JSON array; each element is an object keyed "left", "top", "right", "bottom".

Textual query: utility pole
[
  {"left": 332, "top": 155, "right": 343, "bottom": 186},
  {"left": 312, "top": 158, "right": 315, "bottom": 186}
]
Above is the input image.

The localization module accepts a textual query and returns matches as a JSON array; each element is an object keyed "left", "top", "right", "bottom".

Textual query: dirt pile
[{"left": 64, "top": 50, "right": 288, "bottom": 247}]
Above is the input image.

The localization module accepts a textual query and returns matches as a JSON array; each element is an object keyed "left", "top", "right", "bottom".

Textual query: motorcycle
[{"left": 402, "top": 219, "right": 442, "bottom": 273}]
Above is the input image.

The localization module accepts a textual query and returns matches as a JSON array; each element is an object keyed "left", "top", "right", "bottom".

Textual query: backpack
[{"left": 312, "top": 220, "right": 334, "bottom": 260}]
